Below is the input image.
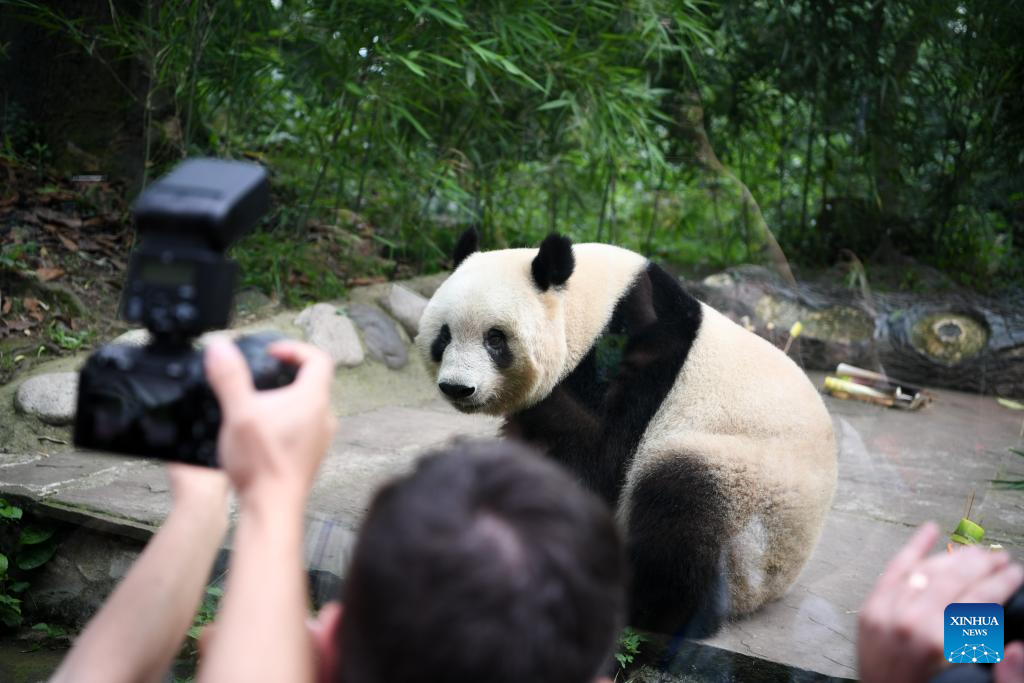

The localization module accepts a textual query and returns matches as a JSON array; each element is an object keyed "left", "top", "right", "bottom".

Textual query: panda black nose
[{"left": 439, "top": 382, "right": 475, "bottom": 399}]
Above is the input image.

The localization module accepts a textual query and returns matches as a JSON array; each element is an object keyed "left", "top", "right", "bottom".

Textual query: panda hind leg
[{"left": 624, "top": 457, "right": 731, "bottom": 638}]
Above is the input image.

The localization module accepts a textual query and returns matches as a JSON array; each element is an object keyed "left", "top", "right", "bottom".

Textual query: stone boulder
[
  {"left": 111, "top": 328, "right": 151, "bottom": 346},
  {"left": 346, "top": 304, "right": 408, "bottom": 370},
  {"left": 15, "top": 372, "right": 79, "bottom": 425},
  {"left": 294, "top": 304, "right": 365, "bottom": 367},
  {"left": 379, "top": 284, "right": 428, "bottom": 337}
]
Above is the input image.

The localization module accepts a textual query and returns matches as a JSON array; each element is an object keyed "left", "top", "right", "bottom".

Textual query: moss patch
[{"left": 755, "top": 296, "right": 874, "bottom": 343}]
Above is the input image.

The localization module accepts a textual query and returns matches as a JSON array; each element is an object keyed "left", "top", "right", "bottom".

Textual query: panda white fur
[{"left": 415, "top": 229, "right": 838, "bottom": 635}]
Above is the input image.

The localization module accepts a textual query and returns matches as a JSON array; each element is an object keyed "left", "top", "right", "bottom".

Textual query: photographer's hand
[
  {"left": 50, "top": 465, "right": 229, "bottom": 683},
  {"left": 857, "top": 522, "right": 1024, "bottom": 683},
  {"left": 204, "top": 337, "right": 336, "bottom": 505},
  {"left": 197, "top": 338, "right": 336, "bottom": 683}
]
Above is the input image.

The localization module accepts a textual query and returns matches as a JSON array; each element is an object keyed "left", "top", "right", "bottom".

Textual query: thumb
[
  {"left": 204, "top": 337, "right": 254, "bottom": 413},
  {"left": 996, "top": 642, "right": 1024, "bottom": 683}
]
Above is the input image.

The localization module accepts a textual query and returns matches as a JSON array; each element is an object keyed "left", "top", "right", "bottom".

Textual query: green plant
[
  {"left": 31, "top": 622, "right": 68, "bottom": 640},
  {"left": 29, "top": 140, "right": 49, "bottom": 178},
  {"left": 0, "top": 352, "right": 14, "bottom": 375},
  {"left": 184, "top": 583, "right": 223, "bottom": 655},
  {"left": 0, "top": 241, "right": 39, "bottom": 271},
  {"left": 936, "top": 206, "right": 1015, "bottom": 290},
  {"left": 47, "top": 321, "right": 94, "bottom": 351},
  {"left": 614, "top": 626, "right": 648, "bottom": 673},
  {"left": 0, "top": 498, "right": 59, "bottom": 630},
  {"left": 232, "top": 231, "right": 346, "bottom": 307},
  {"left": 15, "top": 622, "right": 71, "bottom": 653}
]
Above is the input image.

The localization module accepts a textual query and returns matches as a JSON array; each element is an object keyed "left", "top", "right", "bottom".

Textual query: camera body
[
  {"left": 75, "top": 332, "right": 295, "bottom": 466},
  {"left": 74, "top": 159, "right": 296, "bottom": 466}
]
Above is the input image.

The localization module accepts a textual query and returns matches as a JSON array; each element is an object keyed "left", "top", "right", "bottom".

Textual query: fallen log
[{"left": 687, "top": 265, "right": 1024, "bottom": 396}]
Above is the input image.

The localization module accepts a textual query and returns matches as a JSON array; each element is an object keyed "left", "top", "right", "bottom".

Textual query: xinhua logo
[{"left": 944, "top": 603, "right": 1004, "bottom": 663}]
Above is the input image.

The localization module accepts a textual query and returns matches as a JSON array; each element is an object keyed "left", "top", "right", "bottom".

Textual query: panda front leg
[
  {"left": 622, "top": 455, "right": 734, "bottom": 638},
  {"left": 502, "top": 385, "right": 610, "bottom": 493}
]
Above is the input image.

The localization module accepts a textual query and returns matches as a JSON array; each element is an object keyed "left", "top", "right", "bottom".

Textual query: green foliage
[
  {"left": 696, "top": 0, "right": 1024, "bottom": 289},
  {"left": 47, "top": 322, "right": 94, "bottom": 351},
  {"left": 8, "top": 0, "right": 1023, "bottom": 290},
  {"left": 231, "top": 231, "right": 347, "bottom": 307},
  {"left": 0, "top": 242, "right": 39, "bottom": 271},
  {"left": 0, "top": 498, "right": 60, "bottom": 630},
  {"left": 31, "top": 621, "right": 69, "bottom": 641},
  {"left": 0, "top": 499, "right": 23, "bottom": 521},
  {"left": 183, "top": 583, "right": 223, "bottom": 656},
  {"left": 614, "top": 626, "right": 648, "bottom": 672},
  {"left": 934, "top": 206, "right": 1014, "bottom": 289},
  {"left": 0, "top": 98, "right": 43, "bottom": 163},
  {"left": 9, "top": 0, "right": 716, "bottom": 274}
]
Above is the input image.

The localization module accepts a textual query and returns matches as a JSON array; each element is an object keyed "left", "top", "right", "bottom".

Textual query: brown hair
[{"left": 336, "top": 438, "right": 626, "bottom": 683}]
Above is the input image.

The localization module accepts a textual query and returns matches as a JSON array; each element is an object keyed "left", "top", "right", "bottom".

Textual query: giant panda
[{"left": 414, "top": 229, "right": 838, "bottom": 636}]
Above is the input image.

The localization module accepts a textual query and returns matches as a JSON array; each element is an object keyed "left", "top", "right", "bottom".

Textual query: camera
[{"left": 73, "top": 158, "right": 297, "bottom": 467}]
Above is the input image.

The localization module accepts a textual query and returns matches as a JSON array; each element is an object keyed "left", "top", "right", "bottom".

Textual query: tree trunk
[{"left": 674, "top": 93, "right": 797, "bottom": 285}]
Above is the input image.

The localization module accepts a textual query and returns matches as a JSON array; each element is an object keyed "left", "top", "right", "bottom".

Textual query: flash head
[
  {"left": 121, "top": 158, "right": 269, "bottom": 340},
  {"left": 132, "top": 158, "right": 269, "bottom": 249}
]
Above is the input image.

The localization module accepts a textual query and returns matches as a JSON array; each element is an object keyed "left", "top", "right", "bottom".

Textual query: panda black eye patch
[
  {"left": 430, "top": 324, "right": 452, "bottom": 362},
  {"left": 484, "top": 328, "right": 513, "bottom": 369}
]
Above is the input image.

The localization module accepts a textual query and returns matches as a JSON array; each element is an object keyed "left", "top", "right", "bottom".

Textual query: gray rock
[
  {"left": 28, "top": 529, "right": 144, "bottom": 628},
  {"left": 111, "top": 328, "right": 151, "bottom": 346},
  {"left": 346, "top": 304, "right": 408, "bottom": 369},
  {"left": 15, "top": 372, "right": 79, "bottom": 425},
  {"left": 404, "top": 272, "right": 449, "bottom": 298},
  {"left": 379, "top": 283, "right": 428, "bottom": 337},
  {"left": 295, "top": 303, "right": 364, "bottom": 367},
  {"left": 235, "top": 288, "right": 272, "bottom": 314}
]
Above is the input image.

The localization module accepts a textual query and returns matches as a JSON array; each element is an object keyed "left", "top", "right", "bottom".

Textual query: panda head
[{"left": 415, "top": 229, "right": 575, "bottom": 415}]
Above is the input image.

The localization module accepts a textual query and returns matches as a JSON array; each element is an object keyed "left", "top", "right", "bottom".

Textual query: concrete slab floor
[
  {"left": 1, "top": 373, "right": 1021, "bottom": 680},
  {"left": 701, "top": 374, "right": 1024, "bottom": 678},
  {"left": 298, "top": 374, "right": 1023, "bottom": 681}
]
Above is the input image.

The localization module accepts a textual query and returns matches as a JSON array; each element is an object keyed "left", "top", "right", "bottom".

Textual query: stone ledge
[
  {"left": 38, "top": 499, "right": 159, "bottom": 543},
  {"left": 0, "top": 450, "right": 124, "bottom": 499},
  {"left": 49, "top": 462, "right": 174, "bottom": 529}
]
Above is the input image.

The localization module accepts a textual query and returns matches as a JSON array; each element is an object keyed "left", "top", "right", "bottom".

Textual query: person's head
[{"left": 332, "top": 439, "right": 626, "bottom": 683}]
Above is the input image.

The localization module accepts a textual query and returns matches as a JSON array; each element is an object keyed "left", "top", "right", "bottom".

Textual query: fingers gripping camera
[
  {"left": 73, "top": 159, "right": 298, "bottom": 466},
  {"left": 75, "top": 332, "right": 297, "bottom": 466}
]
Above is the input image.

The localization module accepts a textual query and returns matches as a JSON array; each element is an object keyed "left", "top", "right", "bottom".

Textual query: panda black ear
[
  {"left": 531, "top": 233, "right": 575, "bottom": 291},
  {"left": 452, "top": 228, "right": 480, "bottom": 269}
]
